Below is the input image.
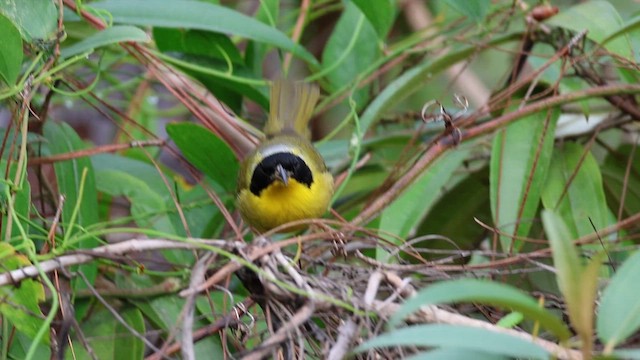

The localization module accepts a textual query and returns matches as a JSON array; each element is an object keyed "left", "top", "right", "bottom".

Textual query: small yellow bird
[{"left": 236, "top": 80, "right": 334, "bottom": 232}]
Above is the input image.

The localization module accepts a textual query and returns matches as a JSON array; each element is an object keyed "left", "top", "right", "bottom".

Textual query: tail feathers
[{"left": 264, "top": 79, "right": 319, "bottom": 140}]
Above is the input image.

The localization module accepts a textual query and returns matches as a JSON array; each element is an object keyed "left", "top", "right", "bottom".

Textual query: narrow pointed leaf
[
  {"left": 597, "top": 250, "right": 640, "bottom": 348},
  {"left": 490, "top": 104, "right": 559, "bottom": 252},
  {"left": 388, "top": 278, "right": 571, "bottom": 340},
  {"left": 91, "top": 0, "right": 316, "bottom": 64},
  {"left": 356, "top": 324, "right": 549, "bottom": 359}
]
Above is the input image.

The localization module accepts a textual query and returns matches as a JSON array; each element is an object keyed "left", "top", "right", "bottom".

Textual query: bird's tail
[{"left": 264, "top": 79, "right": 319, "bottom": 140}]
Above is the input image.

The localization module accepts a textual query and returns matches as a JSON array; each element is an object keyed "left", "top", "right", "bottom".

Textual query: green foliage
[
  {"left": 490, "top": 102, "right": 559, "bottom": 252},
  {"left": 356, "top": 324, "right": 549, "bottom": 359},
  {"left": 0, "top": 0, "right": 639, "bottom": 358},
  {"left": 0, "top": 13, "right": 23, "bottom": 85},
  {"left": 597, "top": 250, "right": 640, "bottom": 351},
  {"left": 166, "top": 122, "right": 238, "bottom": 193}
]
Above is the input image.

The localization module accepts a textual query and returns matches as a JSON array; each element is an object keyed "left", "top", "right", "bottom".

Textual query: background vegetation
[{"left": 0, "top": 0, "right": 639, "bottom": 359}]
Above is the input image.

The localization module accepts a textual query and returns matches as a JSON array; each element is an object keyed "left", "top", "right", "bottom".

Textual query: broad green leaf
[
  {"left": 597, "top": 250, "right": 640, "bottom": 349},
  {"left": 0, "top": 0, "right": 57, "bottom": 42},
  {"left": 92, "top": 154, "right": 169, "bottom": 194},
  {"left": 441, "top": 0, "right": 491, "bottom": 23},
  {"left": 0, "top": 243, "right": 47, "bottom": 342},
  {"left": 166, "top": 123, "right": 238, "bottom": 193},
  {"left": 388, "top": 278, "right": 571, "bottom": 340},
  {"left": 542, "top": 210, "right": 600, "bottom": 341},
  {"left": 356, "top": 324, "right": 549, "bottom": 359},
  {"left": 168, "top": 178, "right": 225, "bottom": 238},
  {"left": 134, "top": 296, "right": 224, "bottom": 357},
  {"left": 60, "top": 25, "right": 150, "bottom": 59},
  {"left": 416, "top": 167, "right": 492, "bottom": 256},
  {"left": 42, "top": 121, "right": 99, "bottom": 308},
  {"left": 76, "top": 307, "right": 145, "bottom": 360},
  {"left": 9, "top": 332, "right": 50, "bottom": 359},
  {"left": 153, "top": 27, "right": 243, "bottom": 65},
  {"left": 379, "top": 145, "right": 471, "bottom": 246},
  {"left": 406, "top": 348, "right": 508, "bottom": 360},
  {"left": 603, "top": 14, "right": 640, "bottom": 45},
  {"left": 95, "top": 169, "right": 166, "bottom": 229},
  {"left": 601, "top": 144, "right": 640, "bottom": 218},
  {"left": 0, "top": 12, "right": 22, "bottom": 85},
  {"left": 541, "top": 142, "right": 612, "bottom": 239},
  {"left": 358, "top": 31, "right": 521, "bottom": 134},
  {"left": 322, "top": 2, "right": 380, "bottom": 109},
  {"left": 547, "top": 1, "right": 632, "bottom": 59},
  {"left": 613, "top": 349, "right": 640, "bottom": 359},
  {"left": 43, "top": 121, "right": 99, "bottom": 242},
  {"left": 490, "top": 105, "right": 559, "bottom": 253},
  {"left": 153, "top": 27, "right": 267, "bottom": 111},
  {"left": 91, "top": 0, "right": 317, "bottom": 65},
  {"left": 352, "top": 0, "right": 396, "bottom": 38}
]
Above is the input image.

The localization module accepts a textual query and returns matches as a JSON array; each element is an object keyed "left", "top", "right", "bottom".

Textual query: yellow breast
[{"left": 237, "top": 171, "right": 333, "bottom": 232}]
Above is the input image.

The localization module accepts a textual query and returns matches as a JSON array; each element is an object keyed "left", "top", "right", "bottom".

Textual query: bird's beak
[{"left": 274, "top": 164, "right": 289, "bottom": 186}]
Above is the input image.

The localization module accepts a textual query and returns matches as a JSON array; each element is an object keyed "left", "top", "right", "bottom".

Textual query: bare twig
[
  {"left": 352, "top": 83, "right": 640, "bottom": 226},
  {"left": 241, "top": 302, "right": 316, "bottom": 360},
  {"left": 28, "top": 140, "right": 165, "bottom": 166},
  {"left": 327, "top": 319, "right": 358, "bottom": 360},
  {"left": 181, "top": 253, "right": 215, "bottom": 360},
  {"left": 0, "top": 239, "right": 230, "bottom": 287}
]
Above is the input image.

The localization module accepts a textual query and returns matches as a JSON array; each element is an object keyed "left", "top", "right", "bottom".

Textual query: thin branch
[
  {"left": 352, "top": 83, "right": 640, "bottom": 225},
  {"left": 0, "top": 239, "right": 230, "bottom": 287},
  {"left": 28, "top": 140, "right": 165, "bottom": 166},
  {"left": 241, "top": 302, "right": 316, "bottom": 360}
]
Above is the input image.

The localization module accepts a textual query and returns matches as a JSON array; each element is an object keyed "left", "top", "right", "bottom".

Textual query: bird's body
[{"left": 236, "top": 80, "right": 333, "bottom": 232}]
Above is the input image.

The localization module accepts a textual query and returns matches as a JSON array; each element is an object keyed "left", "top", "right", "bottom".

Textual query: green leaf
[
  {"left": 60, "top": 25, "right": 150, "bottom": 59},
  {"left": 379, "top": 145, "right": 471, "bottom": 245},
  {"left": 134, "top": 296, "right": 224, "bottom": 356},
  {"left": 0, "top": 0, "right": 57, "bottom": 42},
  {"left": 597, "top": 250, "right": 640, "bottom": 349},
  {"left": 547, "top": 1, "right": 632, "bottom": 59},
  {"left": 601, "top": 144, "right": 640, "bottom": 218},
  {"left": 0, "top": 13, "right": 22, "bottom": 85},
  {"left": 95, "top": 169, "right": 166, "bottom": 228},
  {"left": 542, "top": 210, "right": 601, "bottom": 340},
  {"left": 0, "top": 243, "right": 47, "bottom": 343},
  {"left": 8, "top": 332, "right": 50, "bottom": 359},
  {"left": 388, "top": 278, "right": 571, "bottom": 340},
  {"left": 43, "top": 121, "right": 99, "bottom": 242},
  {"left": 352, "top": 0, "right": 396, "bottom": 38},
  {"left": 406, "top": 348, "right": 508, "bottom": 360},
  {"left": 166, "top": 123, "right": 239, "bottom": 193},
  {"left": 356, "top": 324, "right": 549, "bottom": 359},
  {"left": 76, "top": 307, "right": 145, "bottom": 360},
  {"left": 91, "top": 154, "right": 170, "bottom": 194},
  {"left": 168, "top": 179, "right": 225, "bottom": 238},
  {"left": 416, "top": 167, "right": 492, "bottom": 255},
  {"left": 603, "top": 14, "right": 640, "bottom": 45},
  {"left": 613, "top": 349, "right": 640, "bottom": 359},
  {"left": 153, "top": 27, "right": 267, "bottom": 111},
  {"left": 91, "top": 0, "right": 317, "bottom": 65},
  {"left": 490, "top": 104, "right": 559, "bottom": 253},
  {"left": 321, "top": 2, "right": 380, "bottom": 109},
  {"left": 541, "top": 142, "right": 612, "bottom": 239},
  {"left": 42, "top": 121, "right": 99, "bottom": 312},
  {"left": 441, "top": 0, "right": 491, "bottom": 23}
]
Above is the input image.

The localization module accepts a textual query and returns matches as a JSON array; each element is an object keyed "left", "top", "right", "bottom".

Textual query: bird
[{"left": 236, "top": 79, "right": 334, "bottom": 232}]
